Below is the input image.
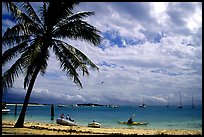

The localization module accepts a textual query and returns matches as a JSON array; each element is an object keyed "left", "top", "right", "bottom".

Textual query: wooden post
[
  {"left": 15, "top": 104, "right": 17, "bottom": 115},
  {"left": 51, "top": 104, "right": 54, "bottom": 120}
]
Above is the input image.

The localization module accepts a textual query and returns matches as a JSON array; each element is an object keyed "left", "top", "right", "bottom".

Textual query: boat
[
  {"left": 139, "top": 97, "right": 146, "bottom": 108},
  {"left": 58, "top": 103, "right": 65, "bottom": 107},
  {"left": 192, "top": 94, "right": 195, "bottom": 108},
  {"left": 118, "top": 121, "right": 149, "bottom": 126},
  {"left": 2, "top": 108, "right": 10, "bottom": 113},
  {"left": 178, "top": 91, "right": 183, "bottom": 109},
  {"left": 56, "top": 118, "right": 77, "bottom": 126},
  {"left": 88, "top": 121, "right": 101, "bottom": 128},
  {"left": 139, "top": 104, "right": 146, "bottom": 108},
  {"left": 2, "top": 102, "right": 10, "bottom": 113},
  {"left": 167, "top": 96, "right": 170, "bottom": 108},
  {"left": 107, "top": 105, "right": 118, "bottom": 108}
]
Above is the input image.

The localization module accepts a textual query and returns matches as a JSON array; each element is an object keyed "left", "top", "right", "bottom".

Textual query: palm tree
[{"left": 2, "top": 2, "right": 101, "bottom": 128}]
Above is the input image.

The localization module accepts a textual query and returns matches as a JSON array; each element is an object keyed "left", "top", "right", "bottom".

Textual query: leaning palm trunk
[{"left": 14, "top": 68, "right": 40, "bottom": 127}]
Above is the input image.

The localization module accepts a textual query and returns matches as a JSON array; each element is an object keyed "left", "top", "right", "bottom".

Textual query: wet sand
[{"left": 2, "top": 120, "right": 202, "bottom": 135}]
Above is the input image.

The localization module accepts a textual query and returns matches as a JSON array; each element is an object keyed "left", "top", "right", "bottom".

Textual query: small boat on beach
[
  {"left": 118, "top": 121, "right": 149, "bottom": 126},
  {"left": 56, "top": 118, "right": 77, "bottom": 126},
  {"left": 88, "top": 121, "right": 101, "bottom": 128}
]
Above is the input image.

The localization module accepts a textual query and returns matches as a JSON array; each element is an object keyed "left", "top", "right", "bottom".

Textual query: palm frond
[
  {"left": 2, "top": 41, "right": 29, "bottom": 66},
  {"left": 46, "top": 1, "right": 79, "bottom": 28},
  {"left": 2, "top": 55, "right": 25, "bottom": 92},
  {"left": 5, "top": 2, "right": 42, "bottom": 32},
  {"left": 67, "top": 11, "right": 95, "bottom": 21},
  {"left": 53, "top": 39, "right": 92, "bottom": 75},
  {"left": 2, "top": 34, "right": 32, "bottom": 47},
  {"left": 2, "top": 2, "right": 12, "bottom": 13},
  {"left": 20, "top": 2, "right": 43, "bottom": 27},
  {"left": 54, "top": 20, "right": 101, "bottom": 45},
  {"left": 2, "top": 23, "right": 41, "bottom": 47},
  {"left": 57, "top": 11, "right": 94, "bottom": 26},
  {"left": 54, "top": 39, "right": 99, "bottom": 71},
  {"left": 52, "top": 40, "right": 83, "bottom": 88},
  {"left": 38, "top": 2, "right": 47, "bottom": 29}
]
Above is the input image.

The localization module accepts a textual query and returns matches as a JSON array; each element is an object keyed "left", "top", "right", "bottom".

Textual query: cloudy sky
[{"left": 2, "top": 2, "right": 202, "bottom": 106}]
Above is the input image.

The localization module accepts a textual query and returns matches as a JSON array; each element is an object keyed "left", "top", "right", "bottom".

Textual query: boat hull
[
  {"left": 56, "top": 118, "right": 77, "bottom": 126},
  {"left": 118, "top": 121, "right": 149, "bottom": 125},
  {"left": 88, "top": 122, "right": 101, "bottom": 128},
  {"left": 2, "top": 109, "right": 10, "bottom": 113}
]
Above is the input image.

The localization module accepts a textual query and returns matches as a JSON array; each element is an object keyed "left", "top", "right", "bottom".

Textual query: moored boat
[
  {"left": 2, "top": 102, "right": 10, "bottom": 113},
  {"left": 56, "top": 118, "right": 77, "bottom": 126},
  {"left": 2, "top": 108, "right": 10, "bottom": 113}
]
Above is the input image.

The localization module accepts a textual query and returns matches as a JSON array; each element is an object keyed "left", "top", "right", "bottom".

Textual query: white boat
[
  {"left": 58, "top": 104, "right": 65, "bottom": 107},
  {"left": 88, "top": 121, "right": 101, "bottom": 128},
  {"left": 2, "top": 108, "right": 10, "bottom": 113},
  {"left": 56, "top": 118, "right": 77, "bottom": 126},
  {"left": 139, "top": 104, "right": 146, "bottom": 108},
  {"left": 139, "top": 97, "right": 146, "bottom": 108}
]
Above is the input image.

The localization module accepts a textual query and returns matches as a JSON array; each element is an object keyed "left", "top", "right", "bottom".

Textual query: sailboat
[
  {"left": 178, "top": 91, "right": 183, "bottom": 109},
  {"left": 139, "top": 97, "right": 146, "bottom": 108},
  {"left": 192, "top": 94, "right": 195, "bottom": 108},
  {"left": 167, "top": 96, "right": 170, "bottom": 108}
]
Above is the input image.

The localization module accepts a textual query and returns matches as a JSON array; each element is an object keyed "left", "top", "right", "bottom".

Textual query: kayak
[
  {"left": 56, "top": 118, "right": 77, "bottom": 126},
  {"left": 118, "top": 121, "right": 149, "bottom": 125},
  {"left": 88, "top": 121, "right": 101, "bottom": 128}
]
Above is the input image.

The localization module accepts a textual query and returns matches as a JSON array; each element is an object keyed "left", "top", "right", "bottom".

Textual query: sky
[{"left": 2, "top": 2, "right": 202, "bottom": 106}]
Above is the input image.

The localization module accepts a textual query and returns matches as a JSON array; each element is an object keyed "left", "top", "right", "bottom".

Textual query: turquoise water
[{"left": 2, "top": 105, "right": 202, "bottom": 130}]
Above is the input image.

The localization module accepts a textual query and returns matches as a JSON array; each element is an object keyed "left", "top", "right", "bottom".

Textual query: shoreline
[{"left": 2, "top": 120, "right": 202, "bottom": 135}]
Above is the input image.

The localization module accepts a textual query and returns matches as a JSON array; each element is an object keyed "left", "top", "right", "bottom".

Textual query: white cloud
[{"left": 2, "top": 2, "right": 202, "bottom": 106}]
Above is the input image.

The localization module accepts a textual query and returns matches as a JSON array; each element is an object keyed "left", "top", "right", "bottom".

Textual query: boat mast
[
  {"left": 167, "top": 96, "right": 169, "bottom": 108},
  {"left": 178, "top": 91, "right": 183, "bottom": 108},
  {"left": 192, "top": 94, "right": 195, "bottom": 108},
  {"left": 179, "top": 91, "right": 181, "bottom": 106}
]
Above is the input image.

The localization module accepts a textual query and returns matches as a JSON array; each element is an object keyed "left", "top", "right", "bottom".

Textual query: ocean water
[{"left": 2, "top": 105, "right": 202, "bottom": 130}]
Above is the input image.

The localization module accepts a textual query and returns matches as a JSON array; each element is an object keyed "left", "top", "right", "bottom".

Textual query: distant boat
[
  {"left": 2, "top": 108, "right": 10, "bottom": 113},
  {"left": 178, "top": 91, "right": 183, "bottom": 109},
  {"left": 2, "top": 102, "right": 10, "bottom": 113},
  {"left": 58, "top": 103, "right": 65, "bottom": 107},
  {"left": 106, "top": 105, "right": 118, "bottom": 108},
  {"left": 167, "top": 96, "right": 170, "bottom": 108},
  {"left": 192, "top": 94, "right": 195, "bottom": 108},
  {"left": 139, "top": 97, "right": 146, "bottom": 108}
]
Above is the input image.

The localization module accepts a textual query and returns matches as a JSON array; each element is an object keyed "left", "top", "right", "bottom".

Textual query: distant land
[{"left": 77, "top": 103, "right": 104, "bottom": 106}]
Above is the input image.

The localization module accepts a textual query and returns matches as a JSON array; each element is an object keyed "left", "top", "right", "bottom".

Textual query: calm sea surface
[{"left": 2, "top": 105, "right": 202, "bottom": 130}]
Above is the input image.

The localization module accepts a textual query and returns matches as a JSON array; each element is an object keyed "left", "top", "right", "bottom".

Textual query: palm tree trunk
[{"left": 14, "top": 68, "right": 40, "bottom": 128}]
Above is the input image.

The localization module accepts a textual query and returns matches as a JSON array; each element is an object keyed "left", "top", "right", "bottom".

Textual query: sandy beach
[{"left": 2, "top": 120, "right": 202, "bottom": 135}]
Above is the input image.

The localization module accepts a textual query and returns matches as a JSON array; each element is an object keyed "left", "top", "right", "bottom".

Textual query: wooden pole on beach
[
  {"left": 15, "top": 104, "right": 17, "bottom": 115},
  {"left": 51, "top": 104, "right": 54, "bottom": 120}
]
